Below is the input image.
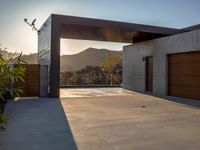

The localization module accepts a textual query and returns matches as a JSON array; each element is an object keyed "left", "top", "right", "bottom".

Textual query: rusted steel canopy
[{"left": 42, "top": 14, "right": 181, "bottom": 43}]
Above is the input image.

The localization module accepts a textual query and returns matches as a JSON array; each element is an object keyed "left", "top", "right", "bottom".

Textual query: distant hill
[
  {"left": 60, "top": 48, "right": 122, "bottom": 72},
  {"left": 0, "top": 50, "right": 20, "bottom": 59},
  {"left": 21, "top": 53, "right": 38, "bottom": 64},
  {"left": 3, "top": 48, "right": 122, "bottom": 72}
]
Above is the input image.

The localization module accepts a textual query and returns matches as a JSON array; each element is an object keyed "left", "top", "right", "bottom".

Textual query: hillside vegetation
[
  {"left": 61, "top": 48, "right": 122, "bottom": 72},
  {"left": 3, "top": 48, "right": 123, "bottom": 86},
  {"left": 13, "top": 48, "right": 122, "bottom": 72}
]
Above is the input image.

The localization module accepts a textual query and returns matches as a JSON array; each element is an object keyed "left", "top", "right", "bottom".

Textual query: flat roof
[
  {"left": 40, "top": 14, "right": 183, "bottom": 43},
  {"left": 182, "top": 24, "right": 200, "bottom": 31}
]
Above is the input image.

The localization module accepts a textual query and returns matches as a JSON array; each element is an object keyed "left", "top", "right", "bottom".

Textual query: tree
[
  {"left": 71, "top": 72, "right": 78, "bottom": 84},
  {"left": 60, "top": 54, "right": 122, "bottom": 86},
  {"left": 76, "top": 66, "right": 95, "bottom": 85},
  {"left": 100, "top": 54, "right": 122, "bottom": 85},
  {"left": 60, "top": 71, "right": 78, "bottom": 85}
]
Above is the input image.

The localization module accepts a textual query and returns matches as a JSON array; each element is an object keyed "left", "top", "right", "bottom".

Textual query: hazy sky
[{"left": 0, "top": 0, "right": 199, "bottom": 54}]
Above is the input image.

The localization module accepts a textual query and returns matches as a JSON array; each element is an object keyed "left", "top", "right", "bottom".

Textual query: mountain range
[{"left": 1, "top": 48, "right": 122, "bottom": 72}]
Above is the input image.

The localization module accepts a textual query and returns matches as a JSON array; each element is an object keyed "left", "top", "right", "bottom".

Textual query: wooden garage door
[
  {"left": 15, "top": 64, "right": 40, "bottom": 97},
  {"left": 168, "top": 52, "right": 200, "bottom": 100}
]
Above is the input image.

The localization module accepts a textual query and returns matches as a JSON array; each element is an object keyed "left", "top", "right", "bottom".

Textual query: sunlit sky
[{"left": 0, "top": 0, "right": 199, "bottom": 55}]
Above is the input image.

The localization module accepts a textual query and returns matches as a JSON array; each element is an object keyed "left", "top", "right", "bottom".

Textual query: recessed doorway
[{"left": 146, "top": 56, "right": 153, "bottom": 92}]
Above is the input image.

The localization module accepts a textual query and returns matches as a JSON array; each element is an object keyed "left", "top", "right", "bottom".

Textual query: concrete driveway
[{"left": 1, "top": 88, "right": 200, "bottom": 150}]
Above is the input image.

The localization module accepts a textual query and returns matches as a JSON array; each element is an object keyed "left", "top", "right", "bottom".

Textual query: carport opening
[
  {"left": 38, "top": 14, "right": 180, "bottom": 98},
  {"left": 60, "top": 39, "right": 129, "bottom": 97}
]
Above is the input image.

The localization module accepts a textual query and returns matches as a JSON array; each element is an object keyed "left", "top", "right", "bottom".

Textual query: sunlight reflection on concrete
[{"left": 60, "top": 88, "right": 132, "bottom": 98}]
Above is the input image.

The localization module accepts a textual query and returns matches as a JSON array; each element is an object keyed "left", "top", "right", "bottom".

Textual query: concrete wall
[
  {"left": 123, "top": 29, "right": 200, "bottom": 96},
  {"left": 49, "top": 16, "right": 61, "bottom": 98},
  {"left": 40, "top": 65, "right": 48, "bottom": 97},
  {"left": 123, "top": 41, "right": 153, "bottom": 92},
  {"left": 153, "top": 29, "right": 200, "bottom": 96},
  {"left": 38, "top": 16, "right": 51, "bottom": 97},
  {"left": 38, "top": 15, "right": 61, "bottom": 98},
  {"left": 38, "top": 16, "right": 52, "bottom": 65}
]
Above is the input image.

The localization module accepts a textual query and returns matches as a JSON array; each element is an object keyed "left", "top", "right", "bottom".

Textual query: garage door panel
[
  {"left": 168, "top": 63, "right": 200, "bottom": 75},
  {"left": 168, "top": 52, "right": 200, "bottom": 64},
  {"left": 169, "top": 81, "right": 200, "bottom": 88},
  {"left": 168, "top": 86, "right": 200, "bottom": 100},
  {"left": 168, "top": 52, "right": 200, "bottom": 100},
  {"left": 169, "top": 75, "right": 200, "bottom": 83}
]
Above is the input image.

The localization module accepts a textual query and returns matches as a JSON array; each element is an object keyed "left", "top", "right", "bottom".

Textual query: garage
[{"left": 168, "top": 51, "right": 200, "bottom": 100}]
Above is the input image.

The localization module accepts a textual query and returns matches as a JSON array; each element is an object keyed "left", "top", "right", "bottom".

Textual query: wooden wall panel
[{"left": 15, "top": 64, "right": 40, "bottom": 97}]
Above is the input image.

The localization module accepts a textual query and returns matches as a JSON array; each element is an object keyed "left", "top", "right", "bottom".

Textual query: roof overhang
[{"left": 40, "top": 14, "right": 182, "bottom": 43}]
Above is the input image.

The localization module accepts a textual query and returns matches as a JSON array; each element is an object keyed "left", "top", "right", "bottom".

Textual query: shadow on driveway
[
  {"left": 163, "top": 96, "right": 200, "bottom": 109},
  {"left": 0, "top": 98, "right": 77, "bottom": 150}
]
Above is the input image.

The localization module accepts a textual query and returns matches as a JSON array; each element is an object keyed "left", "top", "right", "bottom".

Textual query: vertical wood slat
[{"left": 15, "top": 64, "right": 40, "bottom": 97}]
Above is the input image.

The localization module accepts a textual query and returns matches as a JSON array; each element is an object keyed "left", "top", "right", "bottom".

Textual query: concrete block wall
[
  {"left": 123, "top": 41, "right": 153, "bottom": 92},
  {"left": 123, "top": 29, "right": 200, "bottom": 96}
]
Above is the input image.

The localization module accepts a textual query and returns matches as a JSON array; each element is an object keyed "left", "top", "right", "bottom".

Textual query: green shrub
[
  {"left": 0, "top": 113, "right": 7, "bottom": 132},
  {"left": 0, "top": 46, "right": 26, "bottom": 133}
]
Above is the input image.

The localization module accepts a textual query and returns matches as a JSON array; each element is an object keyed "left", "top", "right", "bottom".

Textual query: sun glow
[{"left": 60, "top": 38, "right": 129, "bottom": 55}]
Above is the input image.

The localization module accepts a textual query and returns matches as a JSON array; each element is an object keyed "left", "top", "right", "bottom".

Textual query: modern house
[
  {"left": 38, "top": 14, "right": 200, "bottom": 100},
  {"left": 123, "top": 25, "right": 200, "bottom": 100}
]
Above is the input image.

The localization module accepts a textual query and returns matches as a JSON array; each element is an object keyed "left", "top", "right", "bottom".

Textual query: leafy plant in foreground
[{"left": 0, "top": 46, "right": 26, "bottom": 133}]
